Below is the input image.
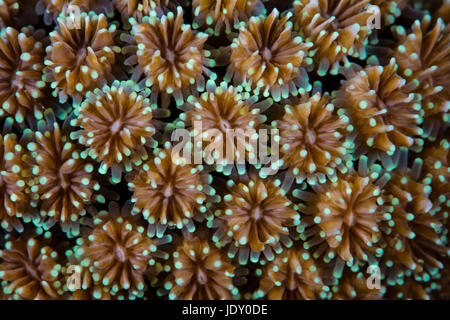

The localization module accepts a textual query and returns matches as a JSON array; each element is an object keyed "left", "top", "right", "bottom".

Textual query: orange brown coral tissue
[
  {"left": 333, "top": 58, "right": 424, "bottom": 158},
  {"left": 391, "top": 15, "right": 450, "bottom": 138},
  {"left": 114, "top": 0, "right": 179, "bottom": 26},
  {"left": 209, "top": 171, "right": 300, "bottom": 265},
  {"left": 406, "top": 0, "right": 450, "bottom": 24},
  {"left": 0, "top": 0, "right": 38, "bottom": 29},
  {"left": 163, "top": 234, "right": 237, "bottom": 299},
  {"left": 385, "top": 276, "right": 432, "bottom": 299},
  {"left": 433, "top": 0, "right": 450, "bottom": 24},
  {"left": 36, "top": 0, "right": 114, "bottom": 25},
  {"left": 381, "top": 150, "right": 449, "bottom": 282},
  {"left": 294, "top": 157, "right": 391, "bottom": 276},
  {"left": 254, "top": 247, "right": 329, "bottom": 300},
  {"left": 431, "top": 257, "right": 450, "bottom": 299},
  {"left": 293, "top": 0, "right": 373, "bottom": 76},
  {"left": 76, "top": 202, "right": 170, "bottom": 297},
  {"left": 71, "top": 80, "right": 165, "bottom": 183},
  {"left": 44, "top": 12, "right": 119, "bottom": 105},
  {"left": 0, "top": 133, "right": 32, "bottom": 232},
  {"left": 128, "top": 143, "right": 216, "bottom": 232},
  {"left": 0, "top": 26, "right": 46, "bottom": 125},
  {"left": 371, "top": 0, "right": 408, "bottom": 26},
  {"left": 192, "top": 0, "right": 265, "bottom": 35},
  {"left": 63, "top": 246, "right": 142, "bottom": 300},
  {"left": 421, "top": 139, "right": 449, "bottom": 221},
  {"left": 27, "top": 110, "right": 103, "bottom": 237},
  {"left": 63, "top": 246, "right": 98, "bottom": 299},
  {"left": 226, "top": 9, "right": 313, "bottom": 102},
  {"left": 331, "top": 269, "right": 385, "bottom": 299},
  {"left": 273, "top": 91, "right": 353, "bottom": 185},
  {"left": 0, "top": 237, "right": 65, "bottom": 299},
  {"left": 125, "top": 7, "right": 214, "bottom": 107},
  {"left": 180, "top": 81, "right": 268, "bottom": 174},
  {"left": 0, "top": 0, "right": 19, "bottom": 28}
]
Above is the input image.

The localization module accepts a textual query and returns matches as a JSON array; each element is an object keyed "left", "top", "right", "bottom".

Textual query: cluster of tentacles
[{"left": 0, "top": 0, "right": 448, "bottom": 300}]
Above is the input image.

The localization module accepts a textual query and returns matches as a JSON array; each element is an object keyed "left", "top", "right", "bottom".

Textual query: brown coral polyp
[
  {"left": 27, "top": 111, "right": 102, "bottom": 236},
  {"left": 114, "top": 0, "right": 178, "bottom": 26},
  {"left": 128, "top": 144, "right": 215, "bottom": 232},
  {"left": 164, "top": 234, "right": 237, "bottom": 300},
  {"left": 274, "top": 91, "right": 353, "bottom": 185},
  {"left": 71, "top": 81, "right": 165, "bottom": 183},
  {"left": 0, "top": 0, "right": 19, "bottom": 27},
  {"left": 294, "top": 157, "right": 391, "bottom": 274},
  {"left": 255, "top": 247, "right": 328, "bottom": 299},
  {"left": 392, "top": 15, "right": 450, "bottom": 138},
  {"left": 421, "top": 139, "right": 449, "bottom": 219},
  {"left": 371, "top": 0, "right": 407, "bottom": 26},
  {"left": 226, "top": 9, "right": 313, "bottom": 102},
  {"left": 0, "top": 237, "right": 64, "bottom": 299},
  {"left": 0, "top": 26, "right": 46, "bottom": 124},
  {"left": 127, "top": 7, "right": 214, "bottom": 107},
  {"left": 331, "top": 269, "right": 384, "bottom": 299},
  {"left": 334, "top": 58, "right": 424, "bottom": 157},
  {"left": 382, "top": 151, "right": 448, "bottom": 280},
  {"left": 192, "top": 0, "right": 264, "bottom": 35},
  {"left": 44, "top": 12, "right": 119, "bottom": 104},
  {"left": 77, "top": 202, "right": 170, "bottom": 296},
  {"left": 210, "top": 172, "right": 300, "bottom": 264},
  {"left": 181, "top": 81, "right": 268, "bottom": 173},
  {"left": 293, "top": 0, "right": 374, "bottom": 76},
  {"left": 36, "top": 0, "right": 114, "bottom": 25},
  {"left": 0, "top": 133, "right": 31, "bottom": 231}
]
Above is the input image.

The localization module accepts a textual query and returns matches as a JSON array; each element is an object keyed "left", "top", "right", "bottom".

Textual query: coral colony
[{"left": 0, "top": 0, "right": 448, "bottom": 301}]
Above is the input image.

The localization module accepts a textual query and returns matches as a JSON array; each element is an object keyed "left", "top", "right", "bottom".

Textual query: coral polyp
[
  {"left": 0, "top": 133, "right": 31, "bottom": 231},
  {"left": 35, "top": 0, "right": 70, "bottom": 24},
  {"left": 163, "top": 233, "right": 237, "bottom": 300},
  {"left": 128, "top": 143, "right": 215, "bottom": 231},
  {"left": 192, "top": 0, "right": 264, "bottom": 35},
  {"left": 0, "top": 0, "right": 19, "bottom": 27},
  {"left": 371, "top": 1, "right": 408, "bottom": 26},
  {"left": 331, "top": 269, "right": 385, "bottom": 299},
  {"left": 381, "top": 150, "right": 448, "bottom": 280},
  {"left": 77, "top": 202, "right": 170, "bottom": 297},
  {"left": 334, "top": 58, "right": 423, "bottom": 157},
  {"left": 71, "top": 81, "right": 163, "bottom": 183},
  {"left": 114, "top": 0, "right": 178, "bottom": 26},
  {"left": 64, "top": 245, "right": 143, "bottom": 300},
  {"left": 0, "top": 0, "right": 37, "bottom": 29},
  {"left": 126, "top": 7, "right": 214, "bottom": 107},
  {"left": 63, "top": 246, "right": 99, "bottom": 299},
  {"left": 210, "top": 171, "right": 300, "bottom": 264},
  {"left": 385, "top": 277, "right": 432, "bottom": 299},
  {"left": 293, "top": 0, "right": 373, "bottom": 75},
  {"left": 36, "top": 0, "right": 114, "bottom": 25},
  {"left": 255, "top": 247, "right": 328, "bottom": 300},
  {"left": 391, "top": 15, "right": 450, "bottom": 138},
  {"left": 182, "top": 81, "right": 267, "bottom": 172},
  {"left": 432, "top": 257, "right": 450, "bottom": 299},
  {"left": 44, "top": 12, "right": 119, "bottom": 104},
  {"left": 0, "top": 26, "right": 46, "bottom": 125},
  {"left": 274, "top": 91, "right": 352, "bottom": 185},
  {"left": 27, "top": 111, "right": 102, "bottom": 236},
  {"left": 0, "top": 237, "right": 64, "bottom": 299},
  {"left": 421, "top": 139, "right": 449, "bottom": 218},
  {"left": 294, "top": 157, "right": 390, "bottom": 272},
  {"left": 226, "top": 9, "right": 312, "bottom": 101}
]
